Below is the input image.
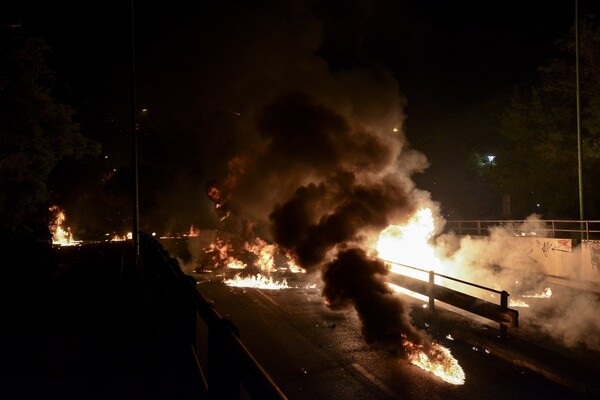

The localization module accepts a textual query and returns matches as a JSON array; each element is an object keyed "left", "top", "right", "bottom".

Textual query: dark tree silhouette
[
  {"left": 487, "top": 16, "right": 600, "bottom": 219},
  {"left": 0, "top": 27, "right": 100, "bottom": 231}
]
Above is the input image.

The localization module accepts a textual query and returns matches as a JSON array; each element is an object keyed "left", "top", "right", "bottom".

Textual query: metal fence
[
  {"left": 444, "top": 219, "right": 600, "bottom": 241},
  {"left": 140, "top": 233, "right": 288, "bottom": 400},
  {"left": 382, "top": 259, "right": 518, "bottom": 339}
]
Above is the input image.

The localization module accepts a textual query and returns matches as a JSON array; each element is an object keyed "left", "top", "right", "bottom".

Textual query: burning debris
[
  {"left": 49, "top": 204, "right": 132, "bottom": 245},
  {"left": 224, "top": 273, "right": 289, "bottom": 290},
  {"left": 49, "top": 205, "right": 80, "bottom": 246},
  {"left": 167, "top": 62, "right": 472, "bottom": 380},
  {"left": 193, "top": 232, "right": 303, "bottom": 289},
  {"left": 403, "top": 340, "right": 465, "bottom": 385}
]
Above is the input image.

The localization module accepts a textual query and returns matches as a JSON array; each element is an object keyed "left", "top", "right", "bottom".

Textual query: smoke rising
[
  {"left": 433, "top": 215, "right": 600, "bottom": 352},
  {"left": 179, "top": 2, "right": 437, "bottom": 352},
  {"left": 322, "top": 248, "right": 429, "bottom": 349}
]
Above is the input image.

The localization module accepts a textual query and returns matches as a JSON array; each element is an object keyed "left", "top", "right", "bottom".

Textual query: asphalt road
[
  {"left": 192, "top": 271, "right": 591, "bottom": 400},
  {"left": 3, "top": 238, "right": 597, "bottom": 400}
]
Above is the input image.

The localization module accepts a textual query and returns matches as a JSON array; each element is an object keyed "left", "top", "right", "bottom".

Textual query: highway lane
[{"left": 192, "top": 271, "right": 582, "bottom": 400}]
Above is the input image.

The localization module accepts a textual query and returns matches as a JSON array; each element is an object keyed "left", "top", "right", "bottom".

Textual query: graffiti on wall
[{"left": 537, "top": 238, "right": 572, "bottom": 257}]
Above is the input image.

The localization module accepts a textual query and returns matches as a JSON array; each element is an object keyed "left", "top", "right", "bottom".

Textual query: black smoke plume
[
  {"left": 182, "top": 2, "right": 435, "bottom": 353},
  {"left": 322, "top": 248, "right": 429, "bottom": 350}
]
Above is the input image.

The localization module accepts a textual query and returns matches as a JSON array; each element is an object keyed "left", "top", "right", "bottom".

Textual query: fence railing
[
  {"left": 444, "top": 219, "right": 600, "bottom": 241},
  {"left": 381, "top": 259, "right": 519, "bottom": 339},
  {"left": 140, "top": 233, "right": 288, "bottom": 400}
]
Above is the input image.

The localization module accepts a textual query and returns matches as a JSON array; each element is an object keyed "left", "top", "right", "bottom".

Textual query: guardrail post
[
  {"left": 500, "top": 290, "right": 509, "bottom": 340},
  {"left": 428, "top": 270, "right": 435, "bottom": 311}
]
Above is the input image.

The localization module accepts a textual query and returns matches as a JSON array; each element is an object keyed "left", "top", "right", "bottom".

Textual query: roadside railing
[
  {"left": 140, "top": 232, "right": 288, "bottom": 400},
  {"left": 381, "top": 259, "right": 518, "bottom": 339},
  {"left": 444, "top": 219, "right": 600, "bottom": 241}
]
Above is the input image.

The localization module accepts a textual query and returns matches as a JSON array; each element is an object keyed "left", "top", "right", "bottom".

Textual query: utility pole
[
  {"left": 575, "top": 0, "right": 584, "bottom": 221},
  {"left": 131, "top": 0, "right": 140, "bottom": 263}
]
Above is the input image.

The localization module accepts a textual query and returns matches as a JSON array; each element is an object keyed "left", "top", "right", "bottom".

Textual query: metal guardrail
[
  {"left": 140, "top": 233, "right": 288, "bottom": 400},
  {"left": 444, "top": 219, "right": 600, "bottom": 241},
  {"left": 382, "top": 259, "right": 518, "bottom": 339}
]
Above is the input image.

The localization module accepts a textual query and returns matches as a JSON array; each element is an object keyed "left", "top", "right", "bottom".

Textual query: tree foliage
[
  {"left": 0, "top": 28, "right": 100, "bottom": 229},
  {"left": 489, "top": 16, "right": 600, "bottom": 219}
]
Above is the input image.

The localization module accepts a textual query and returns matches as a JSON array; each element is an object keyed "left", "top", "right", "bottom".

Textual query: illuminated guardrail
[
  {"left": 140, "top": 233, "right": 287, "bottom": 400},
  {"left": 381, "top": 259, "right": 519, "bottom": 339}
]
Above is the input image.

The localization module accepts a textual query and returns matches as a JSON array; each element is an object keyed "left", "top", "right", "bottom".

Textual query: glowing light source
[{"left": 376, "top": 208, "right": 444, "bottom": 276}]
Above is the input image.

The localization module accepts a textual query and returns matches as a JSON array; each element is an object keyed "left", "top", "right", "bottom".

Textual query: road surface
[{"left": 192, "top": 270, "right": 590, "bottom": 400}]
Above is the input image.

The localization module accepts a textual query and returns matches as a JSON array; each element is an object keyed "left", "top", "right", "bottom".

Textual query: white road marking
[
  {"left": 351, "top": 363, "right": 396, "bottom": 398},
  {"left": 253, "top": 288, "right": 280, "bottom": 306}
]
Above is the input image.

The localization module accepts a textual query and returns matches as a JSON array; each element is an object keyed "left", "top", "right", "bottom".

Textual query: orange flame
[
  {"left": 402, "top": 338, "right": 465, "bottom": 385},
  {"left": 49, "top": 205, "right": 80, "bottom": 246},
  {"left": 188, "top": 225, "right": 200, "bottom": 237},
  {"left": 224, "top": 273, "right": 289, "bottom": 289},
  {"left": 521, "top": 287, "right": 552, "bottom": 298},
  {"left": 110, "top": 232, "right": 132, "bottom": 242},
  {"left": 205, "top": 236, "right": 301, "bottom": 289},
  {"left": 244, "top": 237, "right": 278, "bottom": 273},
  {"left": 376, "top": 208, "right": 444, "bottom": 277}
]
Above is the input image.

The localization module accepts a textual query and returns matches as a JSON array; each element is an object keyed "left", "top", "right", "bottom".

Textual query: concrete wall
[{"left": 505, "top": 237, "right": 600, "bottom": 284}]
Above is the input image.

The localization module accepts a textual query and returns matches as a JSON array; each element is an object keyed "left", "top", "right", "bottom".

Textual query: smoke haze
[
  {"left": 433, "top": 216, "right": 600, "bottom": 352},
  {"left": 169, "top": 2, "right": 599, "bottom": 355},
  {"left": 176, "top": 2, "right": 438, "bottom": 352}
]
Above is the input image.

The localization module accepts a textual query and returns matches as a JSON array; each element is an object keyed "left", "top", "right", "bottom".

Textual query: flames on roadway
[
  {"left": 183, "top": 87, "right": 469, "bottom": 385},
  {"left": 196, "top": 205, "right": 465, "bottom": 385},
  {"left": 46, "top": 2, "right": 599, "bottom": 389}
]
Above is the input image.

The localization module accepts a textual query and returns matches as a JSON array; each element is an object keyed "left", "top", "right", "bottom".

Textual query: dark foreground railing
[
  {"left": 140, "top": 233, "right": 288, "bottom": 400},
  {"left": 382, "top": 259, "right": 519, "bottom": 339}
]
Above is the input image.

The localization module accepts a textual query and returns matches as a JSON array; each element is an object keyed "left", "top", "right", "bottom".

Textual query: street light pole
[
  {"left": 131, "top": 0, "right": 140, "bottom": 262},
  {"left": 575, "top": 0, "right": 584, "bottom": 220}
]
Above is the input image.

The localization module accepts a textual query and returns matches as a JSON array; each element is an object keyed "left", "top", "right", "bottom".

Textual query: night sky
[{"left": 2, "top": 0, "right": 598, "bottom": 236}]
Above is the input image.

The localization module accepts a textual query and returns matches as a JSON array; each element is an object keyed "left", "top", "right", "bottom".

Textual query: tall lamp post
[
  {"left": 575, "top": 0, "right": 584, "bottom": 221},
  {"left": 131, "top": 0, "right": 140, "bottom": 263}
]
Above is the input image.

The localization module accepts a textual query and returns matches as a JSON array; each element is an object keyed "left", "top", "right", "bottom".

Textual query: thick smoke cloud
[
  {"left": 269, "top": 172, "right": 414, "bottom": 267},
  {"left": 180, "top": 2, "right": 435, "bottom": 351},
  {"left": 322, "top": 248, "right": 429, "bottom": 349},
  {"left": 433, "top": 216, "right": 600, "bottom": 352},
  {"left": 168, "top": 1, "right": 600, "bottom": 357}
]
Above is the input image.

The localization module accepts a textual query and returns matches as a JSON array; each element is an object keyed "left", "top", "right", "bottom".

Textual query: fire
[
  {"left": 49, "top": 205, "right": 80, "bottom": 246},
  {"left": 509, "top": 299, "right": 530, "bottom": 308},
  {"left": 286, "top": 256, "right": 305, "bottom": 273},
  {"left": 204, "top": 236, "right": 300, "bottom": 289},
  {"left": 374, "top": 209, "right": 466, "bottom": 384},
  {"left": 110, "top": 232, "right": 132, "bottom": 242},
  {"left": 224, "top": 273, "right": 289, "bottom": 289},
  {"left": 376, "top": 208, "right": 444, "bottom": 279},
  {"left": 402, "top": 338, "right": 465, "bottom": 385},
  {"left": 205, "top": 238, "right": 239, "bottom": 269},
  {"left": 521, "top": 287, "right": 552, "bottom": 298},
  {"left": 244, "top": 237, "right": 278, "bottom": 273},
  {"left": 510, "top": 287, "right": 552, "bottom": 307},
  {"left": 188, "top": 225, "right": 200, "bottom": 237}
]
